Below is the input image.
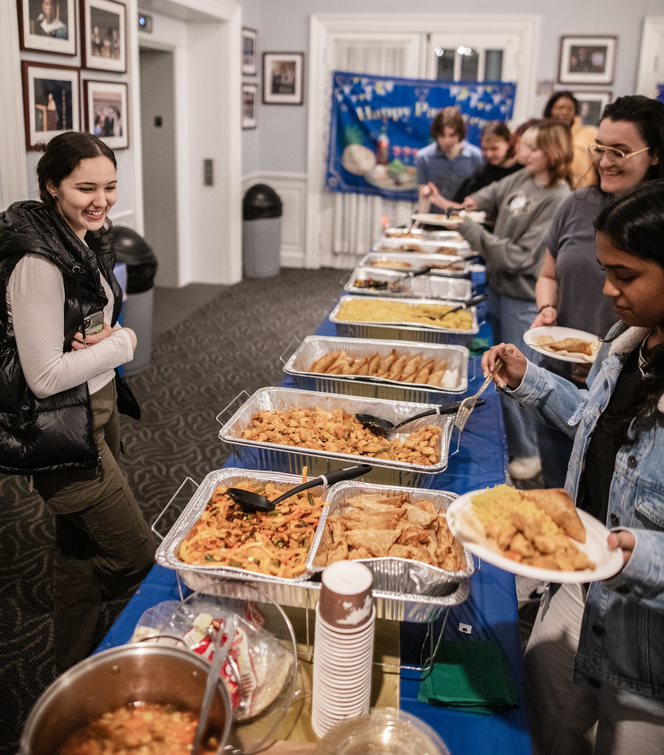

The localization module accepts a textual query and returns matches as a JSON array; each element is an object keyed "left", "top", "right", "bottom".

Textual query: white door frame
[
  {"left": 305, "top": 14, "right": 539, "bottom": 270},
  {"left": 636, "top": 16, "right": 664, "bottom": 97},
  {"left": 133, "top": 0, "right": 242, "bottom": 285},
  {"left": 0, "top": 1, "right": 28, "bottom": 208}
]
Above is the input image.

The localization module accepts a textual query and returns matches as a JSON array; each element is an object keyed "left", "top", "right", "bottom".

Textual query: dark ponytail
[
  {"left": 36, "top": 132, "right": 117, "bottom": 213},
  {"left": 594, "top": 179, "right": 664, "bottom": 433}
]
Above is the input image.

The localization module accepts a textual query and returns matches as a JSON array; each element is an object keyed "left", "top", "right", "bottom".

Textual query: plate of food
[
  {"left": 524, "top": 326, "right": 600, "bottom": 364},
  {"left": 446, "top": 484, "right": 623, "bottom": 583},
  {"left": 411, "top": 211, "right": 486, "bottom": 227}
]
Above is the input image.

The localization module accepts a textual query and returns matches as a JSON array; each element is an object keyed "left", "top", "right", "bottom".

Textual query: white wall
[
  {"left": 239, "top": 0, "right": 261, "bottom": 177},
  {"left": 242, "top": 0, "right": 664, "bottom": 175}
]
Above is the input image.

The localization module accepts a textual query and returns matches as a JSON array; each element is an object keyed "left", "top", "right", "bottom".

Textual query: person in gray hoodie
[{"left": 458, "top": 120, "right": 573, "bottom": 480}]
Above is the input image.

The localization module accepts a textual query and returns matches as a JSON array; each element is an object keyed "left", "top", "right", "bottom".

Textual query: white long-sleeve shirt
[{"left": 7, "top": 253, "right": 134, "bottom": 399}]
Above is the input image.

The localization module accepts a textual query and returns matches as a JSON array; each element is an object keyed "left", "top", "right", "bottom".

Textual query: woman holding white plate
[
  {"left": 482, "top": 180, "right": 664, "bottom": 755},
  {"left": 531, "top": 95, "right": 664, "bottom": 487}
]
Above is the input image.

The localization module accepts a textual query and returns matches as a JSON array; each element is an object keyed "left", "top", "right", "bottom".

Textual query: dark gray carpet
[{"left": 0, "top": 267, "right": 344, "bottom": 753}]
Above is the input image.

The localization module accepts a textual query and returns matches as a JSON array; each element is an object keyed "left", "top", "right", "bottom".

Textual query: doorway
[{"left": 139, "top": 47, "right": 178, "bottom": 287}]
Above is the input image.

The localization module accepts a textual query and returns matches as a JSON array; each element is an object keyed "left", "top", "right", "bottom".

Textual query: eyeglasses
[{"left": 587, "top": 143, "right": 651, "bottom": 163}]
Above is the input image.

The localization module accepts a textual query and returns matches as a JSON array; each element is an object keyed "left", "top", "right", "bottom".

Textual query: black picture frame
[{"left": 17, "top": 0, "right": 77, "bottom": 56}]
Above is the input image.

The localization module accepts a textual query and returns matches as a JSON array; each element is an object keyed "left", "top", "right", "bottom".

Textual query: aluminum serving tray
[
  {"left": 329, "top": 295, "right": 479, "bottom": 346},
  {"left": 157, "top": 469, "right": 470, "bottom": 623},
  {"left": 283, "top": 336, "right": 468, "bottom": 401},
  {"left": 155, "top": 468, "right": 329, "bottom": 585},
  {"left": 375, "top": 236, "right": 470, "bottom": 255},
  {"left": 383, "top": 227, "right": 464, "bottom": 241},
  {"left": 179, "top": 568, "right": 469, "bottom": 623},
  {"left": 308, "top": 481, "right": 475, "bottom": 595},
  {"left": 217, "top": 387, "right": 454, "bottom": 488},
  {"left": 345, "top": 266, "right": 473, "bottom": 301},
  {"left": 359, "top": 252, "right": 473, "bottom": 278}
]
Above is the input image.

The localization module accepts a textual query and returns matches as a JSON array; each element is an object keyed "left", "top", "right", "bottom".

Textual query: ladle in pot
[
  {"left": 356, "top": 399, "right": 486, "bottom": 436},
  {"left": 226, "top": 464, "right": 372, "bottom": 514}
]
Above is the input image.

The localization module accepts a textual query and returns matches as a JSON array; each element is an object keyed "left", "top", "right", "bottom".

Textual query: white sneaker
[{"left": 508, "top": 456, "right": 542, "bottom": 480}]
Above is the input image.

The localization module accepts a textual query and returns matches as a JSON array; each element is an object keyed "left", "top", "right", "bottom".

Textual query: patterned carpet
[{"left": 0, "top": 267, "right": 344, "bottom": 753}]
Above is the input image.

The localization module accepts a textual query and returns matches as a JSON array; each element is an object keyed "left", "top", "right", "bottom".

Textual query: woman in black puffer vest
[{"left": 0, "top": 132, "right": 154, "bottom": 672}]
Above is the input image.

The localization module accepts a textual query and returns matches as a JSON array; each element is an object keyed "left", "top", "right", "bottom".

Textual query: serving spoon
[
  {"left": 226, "top": 464, "right": 372, "bottom": 514},
  {"left": 426, "top": 294, "right": 487, "bottom": 321},
  {"left": 356, "top": 399, "right": 486, "bottom": 436}
]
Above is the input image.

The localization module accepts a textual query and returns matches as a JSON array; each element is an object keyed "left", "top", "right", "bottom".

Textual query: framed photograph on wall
[
  {"left": 84, "top": 79, "right": 128, "bottom": 148},
  {"left": 22, "top": 61, "right": 80, "bottom": 149},
  {"left": 242, "top": 27, "right": 258, "bottom": 76},
  {"left": 81, "top": 0, "right": 126, "bottom": 72},
  {"left": 242, "top": 83, "right": 257, "bottom": 129},
  {"left": 18, "top": 0, "right": 77, "bottom": 55},
  {"left": 573, "top": 91, "right": 612, "bottom": 128},
  {"left": 262, "top": 52, "right": 304, "bottom": 105},
  {"left": 558, "top": 36, "right": 617, "bottom": 85}
]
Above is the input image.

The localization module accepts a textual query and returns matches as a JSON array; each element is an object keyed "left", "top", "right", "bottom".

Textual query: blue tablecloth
[{"left": 99, "top": 293, "right": 531, "bottom": 755}]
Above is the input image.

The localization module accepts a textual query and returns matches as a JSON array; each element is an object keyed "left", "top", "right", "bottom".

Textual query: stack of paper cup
[{"left": 311, "top": 561, "right": 375, "bottom": 739}]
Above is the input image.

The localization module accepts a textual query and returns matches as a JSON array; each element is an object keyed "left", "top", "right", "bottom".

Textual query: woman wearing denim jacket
[{"left": 481, "top": 180, "right": 664, "bottom": 755}]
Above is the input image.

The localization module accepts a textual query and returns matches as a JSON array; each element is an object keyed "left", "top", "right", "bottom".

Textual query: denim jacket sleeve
[
  {"left": 504, "top": 360, "right": 590, "bottom": 439},
  {"left": 604, "top": 529, "right": 664, "bottom": 612}
]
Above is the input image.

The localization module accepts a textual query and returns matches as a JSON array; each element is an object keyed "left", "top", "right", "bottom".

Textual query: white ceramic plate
[
  {"left": 446, "top": 488, "right": 623, "bottom": 584},
  {"left": 411, "top": 211, "right": 486, "bottom": 227},
  {"left": 524, "top": 326, "right": 600, "bottom": 364}
]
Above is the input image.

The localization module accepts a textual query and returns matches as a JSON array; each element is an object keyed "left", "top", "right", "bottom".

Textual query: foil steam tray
[
  {"left": 179, "top": 567, "right": 469, "bottom": 624},
  {"left": 329, "top": 295, "right": 479, "bottom": 347},
  {"left": 375, "top": 236, "right": 470, "bottom": 255},
  {"left": 156, "top": 469, "right": 469, "bottom": 623},
  {"left": 283, "top": 336, "right": 468, "bottom": 401},
  {"left": 345, "top": 266, "right": 473, "bottom": 301},
  {"left": 360, "top": 252, "right": 473, "bottom": 278},
  {"left": 307, "top": 480, "right": 474, "bottom": 595},
  {"left": 217, "top": 386, "right": 454, "bottom": 488},
  {"left": 155, "top": 468, "right": 330, "bottom": 585}
]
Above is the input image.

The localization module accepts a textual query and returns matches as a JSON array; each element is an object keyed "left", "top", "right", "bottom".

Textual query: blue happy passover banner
[{"left": 325, "top": 71, "right": 516, "bottom": 202}]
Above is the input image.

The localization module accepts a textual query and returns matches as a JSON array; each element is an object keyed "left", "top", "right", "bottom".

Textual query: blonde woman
[{"left": 458, "top": 120, "right": 573, "bottom": 480}]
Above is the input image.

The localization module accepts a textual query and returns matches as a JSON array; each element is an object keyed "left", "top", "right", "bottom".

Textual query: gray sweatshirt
[{"left": 459, "top": 168, "right": 571, "bottom": 300}]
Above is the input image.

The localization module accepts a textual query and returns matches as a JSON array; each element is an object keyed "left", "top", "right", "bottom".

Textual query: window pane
[
  {"left": 434, "top": 47, "right": 455, "bottom": 80},
  {"left": 485, "top": 49, "right": 503, "bottom": 81},
  {"left": 458, "top": 46, "right": 479, "bottom": 81}
]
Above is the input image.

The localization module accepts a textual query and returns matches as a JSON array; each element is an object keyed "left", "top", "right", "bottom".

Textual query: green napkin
[
  {"left": 417, "top": 641, "right": 518, "bottom": 715},
  {"left": 468, "top": 337, "right": 490, "bottom": 357}
]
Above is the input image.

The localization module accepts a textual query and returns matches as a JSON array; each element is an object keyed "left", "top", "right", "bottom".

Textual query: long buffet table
[{"left": 98, "top": 295, "right": 532, "bottom": 755}]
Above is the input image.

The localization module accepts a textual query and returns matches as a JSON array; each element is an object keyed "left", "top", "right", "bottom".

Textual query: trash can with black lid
[
  {"left": 243, "top": 183, "right": 282, "bottom": 278},
  {"left": 112, "top": 227, "right": 158, "bottom": 376}
]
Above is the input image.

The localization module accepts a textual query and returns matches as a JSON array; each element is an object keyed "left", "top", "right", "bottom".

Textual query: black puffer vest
[{"left": 0, "top": 201, "right": 122, "bottom": 474}]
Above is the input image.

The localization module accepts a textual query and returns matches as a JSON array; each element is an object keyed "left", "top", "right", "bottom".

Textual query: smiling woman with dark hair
[
  {"left": 0, "top": 132, "right": 154, "bottom": 673},
  {"left": 532, "top": 95, "right": 664, "bottom": 488},
  {"left": 481, "top": 179, "right": 664, "bottom": 755}
]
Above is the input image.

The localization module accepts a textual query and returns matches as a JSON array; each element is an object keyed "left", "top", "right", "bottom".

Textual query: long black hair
[
  {"left": 594, "top": 179, "right": 664, "bottom": 431},
  {"left": 35, "top": 131, "right": 117, "bottom": 214},
  {"left": 543, "top": 90, "right": 579, "bottom": 119}
]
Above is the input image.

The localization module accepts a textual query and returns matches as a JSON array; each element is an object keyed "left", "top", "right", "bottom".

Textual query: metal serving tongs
[
  {"left": 454, "top": 358, "right": 504, "bottom": 433},
  {"left": 226, "top": 464, "right": 372, "bottom": 514},
  {"left": 192, "top": 614, "right": 238, "bottom": 755},
  {"left": 356, "top": 399, "right": 486, "bottom": 436}
]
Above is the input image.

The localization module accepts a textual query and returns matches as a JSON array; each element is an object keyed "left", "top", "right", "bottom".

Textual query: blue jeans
[{"left": 487, "top": 289, "right": 539, "bottom": 459}]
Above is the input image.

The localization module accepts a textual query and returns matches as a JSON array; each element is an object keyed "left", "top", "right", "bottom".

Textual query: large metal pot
[{"left": 20, "top": 643, "right": 232, "bottom": 755}]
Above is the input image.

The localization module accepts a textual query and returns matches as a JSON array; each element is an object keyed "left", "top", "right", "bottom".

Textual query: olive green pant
[{"left": 34, "top": 380, "right": 155, "bottom": 673}]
